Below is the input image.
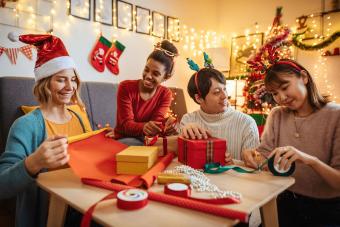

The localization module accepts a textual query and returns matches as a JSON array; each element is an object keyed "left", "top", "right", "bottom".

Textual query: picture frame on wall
[
  {"left": 135, "top": 6, "right": 150, "bottom": 35},
  {"left": 69, "top": 0, "right": 91, "bottom": 21},
  {"left": 152, "top": 11, "right": 165, "bottom": 38},
  {"left": 229, "top": 33, "right": 264, "bottom": 77},
  {"left": 167, "top": 16, "right": 180, "bottom": 42},
  {"left": 116, "top": 0, "right": 133, "bottom": 31},
  {"left": 94, "top": 0, "right": 113, "bottom": 25}
]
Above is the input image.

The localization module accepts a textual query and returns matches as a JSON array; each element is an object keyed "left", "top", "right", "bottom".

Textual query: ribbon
[
  {"left": 82, "top": 178, "right": 249, "bottom": 223},
  {"left": 206, "top": 140, "right": 214, "bottom": 163},
  {"left": 164, "top": 183, "right": 239, "bottom": 205},
  {"left": 205, "top": 155, "right": 295, "bottom": 177},
  {"left": 204, "top": 162, "right": 258, "bottom": 174},
  {"left": 81, "top": 191, "right": 117, "bottom": 227},
  {"left": 116, "top": 189, "right": 148, "bottom": 210},
  {"left": 81, "top": 188, "right": 148, "bottom": 227},
  {"left": 144, "top": 118, "right": 177, "bottom": 156}
]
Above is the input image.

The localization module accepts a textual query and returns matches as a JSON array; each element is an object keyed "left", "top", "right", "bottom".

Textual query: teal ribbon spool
[{"left": 204, "top": 155, "right": 295, "bottom": 177}]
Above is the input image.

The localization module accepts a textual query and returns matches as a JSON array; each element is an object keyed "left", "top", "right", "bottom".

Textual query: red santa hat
[{"left": 8, "top": 32, "right": 76, "bottom": 81}]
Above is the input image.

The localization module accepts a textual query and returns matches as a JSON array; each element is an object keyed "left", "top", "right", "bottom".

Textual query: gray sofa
[{"left": 0, "top": 76, "right": 187, "bottom": 225}]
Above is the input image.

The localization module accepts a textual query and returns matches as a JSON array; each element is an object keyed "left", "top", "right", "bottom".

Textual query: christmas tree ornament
[
  {"left": 104, "top": 40, "right": 125, "bottom": 75},
  {"left": 90, "top": 35, "right": 112, "bottom": 72}
]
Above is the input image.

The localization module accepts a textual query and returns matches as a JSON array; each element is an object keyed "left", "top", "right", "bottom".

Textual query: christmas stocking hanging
[
  {"left": 90, "top": 36, "right": 112, "bottom": 72},
  {"left": 104, "top": 40, "right": 125, "bottom": 75}
]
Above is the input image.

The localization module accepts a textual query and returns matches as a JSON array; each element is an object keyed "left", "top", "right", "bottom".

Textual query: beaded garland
[{"left": 164, "top": 165, "right": 242, "bottom": 200}]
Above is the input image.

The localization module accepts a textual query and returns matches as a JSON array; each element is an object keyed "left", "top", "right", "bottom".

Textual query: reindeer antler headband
[{"left": 186, "top": 52, "right": 214, "bottom": 97}]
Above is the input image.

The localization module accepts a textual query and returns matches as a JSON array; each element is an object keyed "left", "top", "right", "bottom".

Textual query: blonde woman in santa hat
[{"left": 0, "top": 33, "right": 91, "bottom": 227}]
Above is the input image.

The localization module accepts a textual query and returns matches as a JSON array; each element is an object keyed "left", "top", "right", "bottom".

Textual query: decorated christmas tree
[{"left": 242, "top": 7, "right": 294, "bottom": 113}]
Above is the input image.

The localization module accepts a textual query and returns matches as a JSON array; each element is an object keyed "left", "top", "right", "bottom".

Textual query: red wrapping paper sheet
[
  {"left": 82, "top": 178, "right": 249, "bottom": 223},
  {"left": 68, "top": 131, "right": 174, "bottom": 188}
]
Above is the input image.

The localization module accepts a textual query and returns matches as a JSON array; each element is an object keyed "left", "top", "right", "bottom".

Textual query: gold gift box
[
  {"left": 157, "top": 172, "right": 191, "bottom": 184},
  {"left": 116, "top": 146, "right": 158, "bottom": 175}
]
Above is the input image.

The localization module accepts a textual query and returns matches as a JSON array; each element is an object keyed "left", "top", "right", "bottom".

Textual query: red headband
[
  {"left": 194, "top": 71, "right": 202, "bottom": 97},
  {"left": 274, "top": 61, "right": 301, "bottom": 72}
]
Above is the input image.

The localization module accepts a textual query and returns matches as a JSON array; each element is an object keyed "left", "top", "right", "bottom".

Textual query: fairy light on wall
[
  {"left": 313, "top": 49, "right": 336, "bottom": 101},
  {"left": 180, "top": 24, "right": 225, "bottom": 58}
]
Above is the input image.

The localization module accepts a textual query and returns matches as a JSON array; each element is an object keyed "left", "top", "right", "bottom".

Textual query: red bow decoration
[{"left": 144, "top": 117, "right": 177, "bottom": 156}]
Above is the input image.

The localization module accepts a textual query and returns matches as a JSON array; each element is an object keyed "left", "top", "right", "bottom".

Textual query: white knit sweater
[{"left": 179, "top": 108, "right": 260, "bottom": 160}]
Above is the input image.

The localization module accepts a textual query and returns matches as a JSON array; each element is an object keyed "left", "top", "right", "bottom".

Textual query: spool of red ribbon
[
  {"left": 117, "top": 189, "right": 148, "bottom": 210},
  {"left": 165, "top": 183, "right": 191, "bottom": 198}
]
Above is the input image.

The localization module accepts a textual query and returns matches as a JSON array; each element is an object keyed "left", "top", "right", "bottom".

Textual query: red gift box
[{"left": 178, "top": 137, "right": 227, "bottom": 169}]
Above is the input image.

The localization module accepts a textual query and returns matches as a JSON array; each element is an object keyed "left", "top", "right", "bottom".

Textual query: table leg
[
  {"left": 260, "top": 196, "right": 278, "bottom": 227},
  {"left": 46, "top": 195, "right": 68, "bottom": 227}
]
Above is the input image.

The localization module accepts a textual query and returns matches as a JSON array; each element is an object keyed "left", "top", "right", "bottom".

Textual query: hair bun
[{"left": 160, "top": 40, "right": 178, "bottom": 56}]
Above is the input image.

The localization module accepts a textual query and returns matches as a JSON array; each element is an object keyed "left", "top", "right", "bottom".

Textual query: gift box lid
[
  {"left": 116, "top": 146, "right": 158, "bottom": 163},
  {"left": 178, "top": 136, "right": 226, "bottom": 145}
]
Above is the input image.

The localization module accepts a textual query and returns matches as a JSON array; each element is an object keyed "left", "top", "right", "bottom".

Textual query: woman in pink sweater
[{"left": 242, "top": 59, "right": 340, "bottom": 226}]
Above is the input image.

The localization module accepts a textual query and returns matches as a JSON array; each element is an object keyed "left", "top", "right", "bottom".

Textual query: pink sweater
[{"left": 258, "top": 103, "right": 340, "bottom": 198}]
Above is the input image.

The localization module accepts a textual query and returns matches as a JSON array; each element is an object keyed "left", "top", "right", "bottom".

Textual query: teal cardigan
[{"left": 0, "top": 108, "right": 85, "bottom": 227}]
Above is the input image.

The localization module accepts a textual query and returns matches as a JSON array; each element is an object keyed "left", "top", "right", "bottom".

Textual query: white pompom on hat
[{"left": 8, "top": 32, "right": 76, "bottom": 81}]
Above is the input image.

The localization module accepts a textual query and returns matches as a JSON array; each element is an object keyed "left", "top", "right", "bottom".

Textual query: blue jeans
[{"left": 118, "top": 137, "right": 144, "bottom": 146}]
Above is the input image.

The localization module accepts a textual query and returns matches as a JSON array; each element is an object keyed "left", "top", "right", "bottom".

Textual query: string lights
[{"left": 295, "top": 13, "right": 338, "bottom": 102}]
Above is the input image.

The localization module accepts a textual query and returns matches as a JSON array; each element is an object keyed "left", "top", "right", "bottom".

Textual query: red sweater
[{"left": 114, "top": 80, "right": 172, "bottom": 138}]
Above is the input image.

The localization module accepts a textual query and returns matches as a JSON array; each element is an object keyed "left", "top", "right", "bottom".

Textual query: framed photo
[
  {"left": 135, "top": 6, "right": 150, "bottom": 35},
  {"left": 229, "top": 33, "right": 264, "bottom": 77},
  {"left": 69, "top": 0, "right": 91, "bottom": 21},
  {"left": 152, "top": 11, "right": 165, "bottom": 38},
  {"left": 94, "top": 0, "right": 113, "bottom": 25},
  {"left": 167, "top": 16, "right": 180, "bottom": 42},
  {"left": 323, "top": 0, "right": 340, "bottom": 12},
  {"left": 116, "top": 0, "right": 132, "bottom": 30}
]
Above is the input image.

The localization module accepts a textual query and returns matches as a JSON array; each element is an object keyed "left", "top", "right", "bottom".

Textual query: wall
[
  {"left": 1, "top": 0, "right": 340, "bottom": 113},
  {"left": 0, "top": 0, "right": 220, "bottom": 112},
  {"left": 217, "top": 0, "right": 340, "bottom": 103}
]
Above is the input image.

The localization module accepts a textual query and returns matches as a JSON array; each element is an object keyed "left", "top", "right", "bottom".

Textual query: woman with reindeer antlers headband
[
  {"left": 242, "top": 56, "right": 340, "bottom": 225},
  {"left": 105, "top": 40, "right": 179, "bottom": 145}
]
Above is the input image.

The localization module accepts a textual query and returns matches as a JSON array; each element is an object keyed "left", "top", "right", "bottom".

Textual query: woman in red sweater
[{"left": 106, "top": 40, "right": 178, "bottom": 145}]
